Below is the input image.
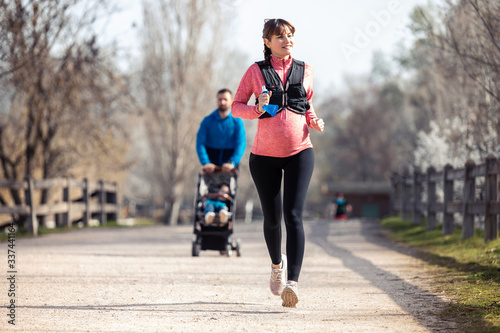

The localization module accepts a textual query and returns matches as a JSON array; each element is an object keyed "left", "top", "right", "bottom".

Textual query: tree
[
  {"left": 0, "top": 0, "right": 131, "bottom": 228},
  {"left": 137, "top": 0, "right": 237, "bottom": 224},
  {"left": 315, "top": 62, "right": 417, "bottom": 188},
  {"left": 405, "top": 1, "right": 500, "bottom": 168}
]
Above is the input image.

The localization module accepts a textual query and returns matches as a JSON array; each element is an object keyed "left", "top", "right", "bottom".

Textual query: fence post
[
  {"left": 402, "top": 171, "right": 411, "bottom": 221},
  {"left": 484, "top": 154, "right": 498, "bottom": 241},
  {"left": 443, "top": 164, "right": 454, "bottom": 235},
  {"left": 426, "top": 167, "right": 437, "bottom": 230},
  {"left": 412, "top": 169, "right": 423, "bottom": 224},
  {"left": 83, "top": 178, "right": 90, "bottom": 227},
  {"left": 25, "top": 178, "right": 38, "bottom": 236},
  {"left": 62, "top": 177, "right": 72, "bottom": 227},
  {"left": 462, "top": 160, "right": 476, "bottom": 239},
  {"left": 99, "top": 180, "right": 106, "bottom": 226}
]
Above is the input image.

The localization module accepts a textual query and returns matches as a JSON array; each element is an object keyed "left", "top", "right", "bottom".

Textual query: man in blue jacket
[{"left": 196, "top": 89, "right": 246, "bottom": 173}]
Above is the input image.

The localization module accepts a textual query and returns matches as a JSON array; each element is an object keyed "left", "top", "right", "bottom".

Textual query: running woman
[{"left": 231, "top": 18, "right": 325, "bottom": 308}]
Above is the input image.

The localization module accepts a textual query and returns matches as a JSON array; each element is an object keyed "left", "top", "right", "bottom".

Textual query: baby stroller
[{"left": 192, "top": 168, "right": 242, "bottom": 257}]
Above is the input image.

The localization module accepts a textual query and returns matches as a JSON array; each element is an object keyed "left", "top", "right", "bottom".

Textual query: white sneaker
[
  {"left": 281, "top": 281, "right": 299, "bottom": 308},
  {"left": 205, "top": 212, "right": 215, "bottom": 224},
  {"left": 219, "top": 209, "right": 229, "bottom": 224},
  {"left": 270, "top": 254, "right": 287, "bottom": 296}
]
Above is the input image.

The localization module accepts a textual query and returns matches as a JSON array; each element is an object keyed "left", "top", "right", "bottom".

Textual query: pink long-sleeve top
[{"left": 232, "top": 55, "right": 318, "bottom": 158}]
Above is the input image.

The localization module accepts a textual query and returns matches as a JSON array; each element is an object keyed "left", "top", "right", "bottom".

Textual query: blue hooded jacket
[{"left": 196, "top": 109, "right": 246, "bottom": 167}]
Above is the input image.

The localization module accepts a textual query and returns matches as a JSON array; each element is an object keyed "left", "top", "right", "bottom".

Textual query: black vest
[{"left": 255, "top": 59, "right": 310, "bottom": 119}]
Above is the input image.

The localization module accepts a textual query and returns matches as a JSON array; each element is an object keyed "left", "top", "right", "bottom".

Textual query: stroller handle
[{"left": 200, "top": 166, "right": 238, "bottom": 176}]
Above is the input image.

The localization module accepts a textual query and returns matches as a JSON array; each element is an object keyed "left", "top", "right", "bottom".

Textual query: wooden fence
[
  {"left": 0, "top": 178, "right": 118, "bottom": 236},
  {"left": 390, "top": 155, "right": 500, "bottom": 242}
]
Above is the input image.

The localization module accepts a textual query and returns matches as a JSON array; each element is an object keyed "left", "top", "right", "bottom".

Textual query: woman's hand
[
  {"left": 310, "top": 118, "right": 325, "bottom": 132},
  {"left": 257, "top": 91, "right": 272, "bottom": 113}
]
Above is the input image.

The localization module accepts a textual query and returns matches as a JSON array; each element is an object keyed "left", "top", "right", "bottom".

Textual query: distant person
[
  {"left": 196, "top": 89, "right": 246, "bottom": 173},
  {"left": 201, "top": 184, "right": 231, "bottom": 225},
  {"left": 332, "top": 193, "right": 352, "bottom": 220},
  {"left": 231, "top": 18, "right": 325, "bottom": 308}
]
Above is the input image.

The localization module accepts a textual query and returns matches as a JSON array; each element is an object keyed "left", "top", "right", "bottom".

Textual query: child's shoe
[
  {"left": 205, "top": 212, "right": 215, "bottom": 224},
  {"left": 219, "top": 209, "right": 229, "bottom": 224}
]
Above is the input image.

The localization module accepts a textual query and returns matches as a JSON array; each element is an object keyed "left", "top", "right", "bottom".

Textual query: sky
[{"left": 105, "top": 0, "right": 431, "bottom": 91}]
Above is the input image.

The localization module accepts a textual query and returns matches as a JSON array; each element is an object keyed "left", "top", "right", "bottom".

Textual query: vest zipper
[{"left": 284, "top": 80, "right": 289, "bottom": 109}]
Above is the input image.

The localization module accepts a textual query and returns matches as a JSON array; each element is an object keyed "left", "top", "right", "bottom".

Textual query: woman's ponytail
[{"left": 263, "top": 45, "right": 272, "bottom": 65}]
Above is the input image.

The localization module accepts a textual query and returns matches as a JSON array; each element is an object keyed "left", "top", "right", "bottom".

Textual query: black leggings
[{"left": 249, "top": 148, "right": 314, "bottom": 282}]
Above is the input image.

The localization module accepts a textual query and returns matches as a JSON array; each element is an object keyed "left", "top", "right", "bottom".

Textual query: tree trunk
[{"left": 169, "top": 199, "right": 181, "bottom": 226}]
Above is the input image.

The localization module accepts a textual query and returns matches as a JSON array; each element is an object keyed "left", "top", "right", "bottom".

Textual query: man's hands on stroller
[
  {"left": 221, "top": 162, "right": 234, "bottom": 173},
  {"left": 202, "top": 163, "right": 216, "bottom": 173},
  {"left": 202, "top": 162, "right": 235, "bottom": 174}
]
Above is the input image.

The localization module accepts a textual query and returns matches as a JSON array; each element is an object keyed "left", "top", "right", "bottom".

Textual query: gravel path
[{"left": 2, "top": 219, "right": 457, "bottom": 332}]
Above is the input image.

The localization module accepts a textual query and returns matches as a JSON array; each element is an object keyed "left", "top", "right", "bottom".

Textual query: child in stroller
[
  {"left": 192, "top": 169, "right": 241, "bottom": 257},
  {"left": 201, "top": 183, "right": 231, "bottom": 225}
]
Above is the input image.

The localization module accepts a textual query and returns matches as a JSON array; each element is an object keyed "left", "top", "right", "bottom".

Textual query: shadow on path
[
  {"left": 19, "top": 302, "right": 284, "bottom": 315},
  {"left": 308, "top": 219, "right": 455, "bottom": 332}
]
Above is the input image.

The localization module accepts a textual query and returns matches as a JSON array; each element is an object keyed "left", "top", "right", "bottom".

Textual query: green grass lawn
[{"left": 381, "top": 216, "right": 500, "bottom": 332}]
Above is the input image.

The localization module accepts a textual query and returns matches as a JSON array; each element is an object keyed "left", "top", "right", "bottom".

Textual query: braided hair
[{"left": 262, "top": 19, "right": 295, "bottom": 65}]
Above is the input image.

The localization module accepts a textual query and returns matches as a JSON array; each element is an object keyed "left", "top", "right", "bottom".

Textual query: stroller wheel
[
  {"left": 225, "top": 243, "right": 233, "bottom": 257},
  {"left": 235, "top": 238, "right": 242, "bottom": 257},
  {"left": 192, "top": 240, "right": 201, "bottom": 257}
]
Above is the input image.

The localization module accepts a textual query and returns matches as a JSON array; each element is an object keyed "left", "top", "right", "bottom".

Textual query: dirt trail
[{"left": 2, "top": 219, "right": 457, "bottom": 332}]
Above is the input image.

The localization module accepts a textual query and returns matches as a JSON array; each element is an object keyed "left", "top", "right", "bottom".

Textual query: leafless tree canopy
[
  {"left": 315, "top": 75, "right": 414, "bottom": 186},
  {"left": 0, "top": 0, "right": 131, "bottom": 227},
  {"left": 138, "top": 0, "right": 233, "bottom": 224},
  {"left": 406, "top": 0, "right": 500, "bottom": 164},
  {"left": 315, "top": 0, "right": 499, "bottom": 200}
]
